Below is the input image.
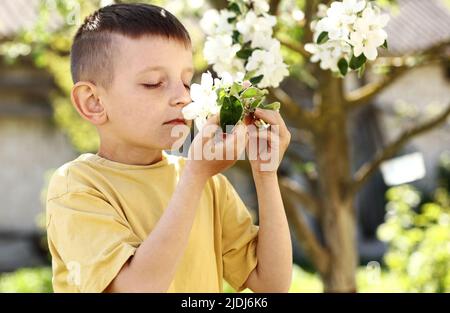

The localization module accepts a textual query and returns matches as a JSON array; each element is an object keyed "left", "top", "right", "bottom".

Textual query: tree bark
[
  {"left": 315, "top": 123, "right": 358, "bottom": 292},
  {"left": 314, "top": 74, "right": 358, "bottom": 292}
]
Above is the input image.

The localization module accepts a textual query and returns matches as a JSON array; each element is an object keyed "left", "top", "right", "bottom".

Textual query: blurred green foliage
[
  {"left": 1, "top": 264, "right": 404, "bottom": 293},
  {"left": 0, "top": 268, "right": 53, "bottom": 293},
  {"left": 377, "top": 154, "right": 450, "bottom": 292}
]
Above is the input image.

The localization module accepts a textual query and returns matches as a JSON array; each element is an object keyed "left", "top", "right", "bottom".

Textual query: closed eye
[
  {"left": 142, "top": 82, "right": 190, "bottom": 90},
  {"left": 142, "top": 82, "right": 163, "bottom": 89}
]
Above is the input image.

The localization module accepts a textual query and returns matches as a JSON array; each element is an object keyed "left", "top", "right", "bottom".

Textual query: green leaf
[
  {"left": 241, "top": 87, "right": 267, "bottom": 99},
  {"left": 220, "top": 96, "right": 244, "bottom": 133},
  {"left": 232, "top": 30, "right": 241, "bottom": 44},
  {"left": 228, "top": 2, "right": 241, "bottom": 15},
  {"left": 382, "top": 40, "right": 388, "bottom": 49},
  {"left": 230, "top": 82, "right": 242, "bottom": 97},
  {"left": 236, "top": 48, "right": 254, "bottom": 59},
  {"left": 357, "top": 63, "right": 366, "bottom": 78},
  {"left": 316, "top": 32, "right": 329, "bottom": 44},
  {"left": 337, "top": 58, "right": 348, "bottom": 76},
  {"left": 260, "top": 101, "right": 281, "bottom": 111},
  {"left": 349, "top": 53, "right": 367, "bottom": 70},
  {"left": 250, "top": 97, "right": 265, "bottom": 108},
  {"left": 249, "top": 74, "right": 264, "bottom": 85},
  {"left": 218, "top": 88, "right": 227, "bottom": 100}
]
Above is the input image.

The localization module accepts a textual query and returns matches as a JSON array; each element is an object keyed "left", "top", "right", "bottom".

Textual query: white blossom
[
  {"left": 200, "top": 9, "right": 236, "bottom": 36},
  {"left": 236, "top": 11, "right": 276, "bottom": 44},
  {"left": 191, "top": 0, "right": 288, "bottom": 125},
  {"left": 317, "top": 4, "right": 328, "bottom": 18},
  {"left": 305, "top": 40, "right": 352, "bottom": 72},
  {"left": 213, "top": 58, "right": 246, "bottom": 81},
  {"left": 250, "top": 33, "right": 278, "bottom": 50},
  {"left": 243, "top": 0, "right": 270, "bottom": 15},
  {"left": 246, "top": 41, "right": 289, "bottom": 88},
  {"left": 203, "top": 35, "right": 241, "bottom": 66},
  {"left": 351, "top": 6, "right": 389, "bottom": 60},
  {"left": 182, "top": 72, "right": 220, "bottom": 130},
  {"left": 307, "top": 0, "right": 389, "bottom": 74}
]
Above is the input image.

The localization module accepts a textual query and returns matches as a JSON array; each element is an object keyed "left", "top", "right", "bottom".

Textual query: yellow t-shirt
[{"left": 46, "top": 151, "right": 258, "bottom": 293}]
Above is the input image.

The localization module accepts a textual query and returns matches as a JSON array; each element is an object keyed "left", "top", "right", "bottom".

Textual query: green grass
[
  {"left": 0, "top": 267, "right": 53, "bottom": 293},
  {"left": 225, "top": 264, "right": 405, "bottom": 293},
  {"left": 0, "top": 264, "right": 405, "bottom": 293}
]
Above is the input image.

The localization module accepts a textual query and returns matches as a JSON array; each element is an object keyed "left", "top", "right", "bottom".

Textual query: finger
[
  {"left": 254, "top": 109, "right": 288, "bottom": 133},
  {"left": 253, "top": 108, "right": 281, "bottom": 125},
  {"left": 223, "top": 123, "right": 247, "bottom": 159},
  {"left": 204, "top": 114, "right": 219, "bottom": 127},
  {"left": 200, "top": 115, "right": 220, "bottom": 141},
  {"left": 254, "top": 109, "right": 290, "bottom": 137}
]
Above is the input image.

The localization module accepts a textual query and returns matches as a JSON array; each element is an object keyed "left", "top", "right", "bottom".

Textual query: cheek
[{"left": 108, "top": 88, "right": 161, "bottom": 128}]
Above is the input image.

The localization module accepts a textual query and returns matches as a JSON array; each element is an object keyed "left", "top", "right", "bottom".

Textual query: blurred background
[{"left": 0, "top": 0, "right": 449, "bottom": 292}]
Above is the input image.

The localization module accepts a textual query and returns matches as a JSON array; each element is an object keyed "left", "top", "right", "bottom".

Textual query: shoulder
[{"left": 46, "top": 154, "right": 102, "bottom": 201}]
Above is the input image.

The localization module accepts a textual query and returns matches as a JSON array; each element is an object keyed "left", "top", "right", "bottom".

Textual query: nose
[{"left": 169, "top": 82, "right": 191, "bottom": 107}]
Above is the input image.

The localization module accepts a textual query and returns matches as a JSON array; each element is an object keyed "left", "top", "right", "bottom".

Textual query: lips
[{"left": 163, "top": 118, "right": 187, "bottom": 125}]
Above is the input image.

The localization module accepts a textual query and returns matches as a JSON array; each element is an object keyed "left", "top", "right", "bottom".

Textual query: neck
[{"left": 97, "top": 141, "right": 163, "bottom": 166}]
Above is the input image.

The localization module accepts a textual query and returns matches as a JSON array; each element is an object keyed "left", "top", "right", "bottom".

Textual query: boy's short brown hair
[{"left": 70, "top": 3, "right": 191, "bottom": 88}]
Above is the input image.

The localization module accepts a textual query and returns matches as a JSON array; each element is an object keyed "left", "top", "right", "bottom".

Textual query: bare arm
[
  {"left": 244, "top": 172, "right": 292, "bottom": 292},
  {"left": 243, "top": 108, "right": 293, "bottom": 292}
]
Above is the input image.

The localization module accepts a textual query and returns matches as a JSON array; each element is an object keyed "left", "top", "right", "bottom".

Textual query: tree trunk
[
  {"left": 314, "top": 74, "right": 358, "bottom": 292},
  {"left": 323, "top": 208, "right": 357, "bottom": 292},
  {"left": 314, "top": 119, "right": 358, "bottom": 292}
]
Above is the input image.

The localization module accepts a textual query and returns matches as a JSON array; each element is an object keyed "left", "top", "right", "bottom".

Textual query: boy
[{"left": 46, "top": 3, "right": 292, "bottom": 293}]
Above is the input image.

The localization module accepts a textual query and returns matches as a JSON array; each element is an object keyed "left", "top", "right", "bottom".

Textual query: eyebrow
[{"left": 137, "top": 66, "right": 194, "bottom": 75}]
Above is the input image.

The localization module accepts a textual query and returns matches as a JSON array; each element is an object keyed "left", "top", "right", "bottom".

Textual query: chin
[{"left": 160, "top": 133, "right": 189, "bottom": 151}]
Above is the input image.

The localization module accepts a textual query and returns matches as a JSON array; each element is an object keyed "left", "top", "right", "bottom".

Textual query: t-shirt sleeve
[
  {"left": 218, "top": 174, "right": 259, "bottom": 292},
  {"left": 46, "top": 190, "right": 141, "bottom": 293}
]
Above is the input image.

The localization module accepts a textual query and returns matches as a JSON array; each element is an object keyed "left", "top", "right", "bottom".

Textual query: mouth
[{"left": 163, "top": 118, "right": 187, "bottom": 125}]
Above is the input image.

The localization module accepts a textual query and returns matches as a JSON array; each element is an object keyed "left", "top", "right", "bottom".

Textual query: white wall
[{"left": 0, "top": 116, "right": 76, "bottom": 231}]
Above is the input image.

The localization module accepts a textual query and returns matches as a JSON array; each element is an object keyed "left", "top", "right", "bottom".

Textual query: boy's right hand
[{"left": 185, "top": 115, "right": 247, "bottom": 180}]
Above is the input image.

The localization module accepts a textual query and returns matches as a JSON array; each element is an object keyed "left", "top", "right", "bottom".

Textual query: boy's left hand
[{"left": 244, "top": 108, "right": 291, "bottom": 175}]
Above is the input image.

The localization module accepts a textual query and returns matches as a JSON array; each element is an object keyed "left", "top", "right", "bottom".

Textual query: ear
[{"left": 71, "top": 81, "right": 108, "bottom": 125}]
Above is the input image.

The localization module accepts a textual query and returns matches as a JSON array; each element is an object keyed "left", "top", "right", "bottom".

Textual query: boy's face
[{"left": 98, "top": 34, "right": 193, "bottom": 151}]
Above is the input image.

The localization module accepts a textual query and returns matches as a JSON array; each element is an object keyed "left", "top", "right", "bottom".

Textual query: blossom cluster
[
  {"left": 199, "top": 0, "right": 289, "bottom": 88},
  {"left": 305, "top": 0, "right": 389, "bottom": 75},
  {"left": 182, "top": 72, "right": 279, "bottom": 131},
  {"left": 183, "top": 0, "right": 286, "bottom": 130}
]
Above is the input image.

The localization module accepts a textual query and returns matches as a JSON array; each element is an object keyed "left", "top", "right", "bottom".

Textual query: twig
[
  {"left": 345, "top": 40, "right": 450, "bottom": 110},
  {"left": 352, "top": 104, "right": 450, "bottom": 193},
  {"left": 276, "top": 33, "right": 310, "bottom": 58}
]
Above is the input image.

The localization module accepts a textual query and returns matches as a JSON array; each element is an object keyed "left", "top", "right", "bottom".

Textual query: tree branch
[
  {"left": 279, "top": 177, "right": 330, "bottom": 276},
  {"left": 269, "top": 0, "right": 282, "bottom": 15},
  {"left": 345, "top": 65, "right": 409, "bottom": 110},
  {"left": 280, "top": 175, "right": 320, "bottom": 216},
  {"left": 208, "top": 0, "right": 228, "bottom": 9},
  {"left": 303, "top": 0, "right": 318, "bottom": 44},
  {"left": 352, "top": 104, "right": 450, "bottom": 193},
  {"left": 345, "top": 40, "right": 450, "bottom": 110},
  {"left": 276, "top": 33, "right": 310, "bottom": 58},
  {"left": 268, "top": 87, "right": 317, "bottom": 131}
]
